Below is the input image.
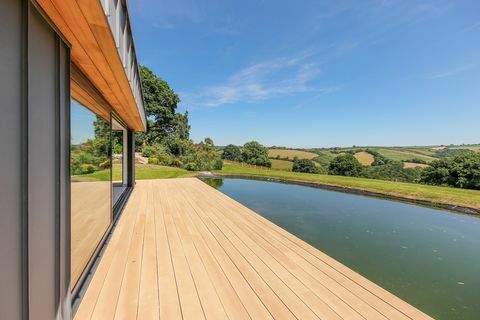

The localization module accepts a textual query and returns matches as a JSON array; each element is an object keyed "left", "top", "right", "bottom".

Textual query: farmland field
[
  {"left": 270, "top": 159, "right": 293, "bottom": 171},
  {"left": 268, "top": 148, "right": 318, "bottom": 159},
  {"left": 354, "top": 151, "right": 374, "bottom": 165},
  {"left": 372, "top": 148, "right": 435, "bottom": 162},
  {"left": 403, "top": 162, "right": 430, "bottom": 169},
  {"left": 449, "top": 145, "right": 480, "bottom": 152}
]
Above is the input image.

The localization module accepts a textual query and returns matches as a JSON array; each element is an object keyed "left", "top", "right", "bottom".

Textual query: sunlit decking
[{"left": 74, "top": 178, "right": 432, "bottom": 320}]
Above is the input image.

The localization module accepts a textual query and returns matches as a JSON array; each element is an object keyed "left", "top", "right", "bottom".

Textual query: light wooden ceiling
[{"left": 36, "top": 0, "right": 146, "bottom": 131}]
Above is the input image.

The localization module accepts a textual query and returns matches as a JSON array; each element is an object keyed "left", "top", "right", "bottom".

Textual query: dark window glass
[
  {"left": 70, "top": 100, "right": 111, "bottom": 288},
  {"left": 112, "top": 118, "right": 127, "bottom": 205}
]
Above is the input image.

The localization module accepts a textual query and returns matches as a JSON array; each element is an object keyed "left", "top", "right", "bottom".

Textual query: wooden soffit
[{"left": 36, "top": 0, "right": 146, "bottom": 131}]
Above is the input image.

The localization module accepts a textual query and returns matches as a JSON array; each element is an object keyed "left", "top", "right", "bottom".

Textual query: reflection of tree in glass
[{"left": 71, "top": 116, "right": 111, "bottom": 175}]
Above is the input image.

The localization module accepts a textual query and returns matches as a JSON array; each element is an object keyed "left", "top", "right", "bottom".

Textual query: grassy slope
[
  {"left": 73, "top": 164, "right": 195, "bottom": 182},
  {"left": 449, "top": 145, "right": 480, "bottom": 151},
  {"left": 214, "top": 162, "right": 480, "bottom": 210},
  {"left": 354, "top": 151, "right": 374, "bottom": 165},
  {"left": 312, "top": 151, "right": 338, "bottom": 167},
  {"left": 270, "top": 159, "right": 293, "bottom": 171},
  {"left": 268, "top": 148, "right": 318, "bottom": 159},
  {"left": 372, "top": 148, "right": 435, "bottom": 162}
]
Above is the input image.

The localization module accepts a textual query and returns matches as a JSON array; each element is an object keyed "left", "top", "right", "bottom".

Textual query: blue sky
[{"left": 130, "top": 0, "right": 480, "bottom": 148}]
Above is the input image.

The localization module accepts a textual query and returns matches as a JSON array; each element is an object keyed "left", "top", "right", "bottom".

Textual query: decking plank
[{"left": 75, "top": 178, "right": 433, "bottom": 320}]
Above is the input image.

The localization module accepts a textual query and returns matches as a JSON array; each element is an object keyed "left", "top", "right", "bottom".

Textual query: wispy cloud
[
  {"left": 459, "top": 21, "right": 480, "bottom": 34},
  {"left": 182, "top": 53, "right": 338, "bottom": 109},
  {"left": 426, "top": 64, "right": 476, "bottom": 80}
]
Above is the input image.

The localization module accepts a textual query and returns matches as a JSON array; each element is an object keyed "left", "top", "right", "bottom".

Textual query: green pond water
[{"left": 202, "top": 178, "right": 480, "bottom": 320}]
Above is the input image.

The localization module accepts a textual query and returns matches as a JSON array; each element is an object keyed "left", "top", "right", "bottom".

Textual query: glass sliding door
[
  {"left": 70, "top": 100, "right": 112, "bottom": 289},
  {"left": 112, "top": 117, "right": 128, "bottom": 208}
]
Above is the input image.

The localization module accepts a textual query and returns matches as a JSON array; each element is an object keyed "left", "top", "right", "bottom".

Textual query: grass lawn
[
  {"left": 270, "top": 159, "right": 293, "bottom": 171},
  {"left": 268, "top": 148, "right": 318, "bottom": 160},
  {"left": 72, "top": 164, "right": 195, "bottom": 182},
  {"left": 214, "top": 161, "right": 480, "bottom": 211}
]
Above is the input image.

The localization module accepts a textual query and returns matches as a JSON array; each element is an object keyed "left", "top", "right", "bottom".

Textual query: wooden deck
[{"left": 74, "top": 178, "right": 433, "bottom": 320}]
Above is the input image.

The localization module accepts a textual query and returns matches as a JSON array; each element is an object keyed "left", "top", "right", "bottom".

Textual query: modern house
[
  {"left": 1, "top": 1, "right": 435, "bottom": 320},
  {"left": 1, "top": 0, "right": 145, "bottom": 319}
]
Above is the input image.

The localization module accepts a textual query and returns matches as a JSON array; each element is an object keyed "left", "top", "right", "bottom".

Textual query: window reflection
[{"left": 70, "top": 100, "right": 111, "bottom": 288}]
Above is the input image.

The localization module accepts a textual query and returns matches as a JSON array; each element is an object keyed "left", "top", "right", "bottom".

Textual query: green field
[
  {"left": 214, "top": 162, "right": 480, "bottom": 211},
  {"left": 73, "top": 164, "right": 194, "bottom": 182},
  {"left": 449, "top": 145, "right": 480, "bottom": 151},
  {"left": 371, "top": 148, "right": 435, "bottom": 162},
  {"left": 312, "top": 150, "right": 338, "bottom": 167},
  {"left": 270, "top": 159, "right": 293, "bottom": 171}
]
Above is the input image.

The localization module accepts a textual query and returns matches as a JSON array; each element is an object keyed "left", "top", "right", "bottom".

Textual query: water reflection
[{"left": 207, "top": 178, "right": 480, "bottom": 320}]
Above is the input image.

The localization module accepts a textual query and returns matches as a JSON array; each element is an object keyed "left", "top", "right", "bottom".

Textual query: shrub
[
  {"left": 79, "top": 164, "right": 96, "bottom": 174},
  {"left": 362, "top": 161, "right": 422, "bottom": 182},
  {"left": 222, "top": 144, "right": 241, "bottom": 161},
  {"left": 184, "top": 162, "right": 197, "bottom": 171},
  {"left": 99, "top": 159, "right": 110, "bottom": 169},
  {"left": 435, "top": 148, "right": 474, "bottom": 158},
  {"left": 171, "top": 159, "right": 183, "bottom": 167},
  {"left": 241, "top": 141, "right": 271, "bottom": 167},
  {"left": 292, "top": 158, "right": 318, "bottom": 173},
  {"left": 365, "top": 149, "right": 392, "bottom": 166},
  {"left": 142, "top": 145, "right": 157, "bottom": 158},
  {"left": 409, "top": 158, "right": 427, "bottom": 164},
  {"left": 420, "top": 153, "right": 480, "bottom": 189},
  {"left": 213, "top": 159, "right": 223, "bottom": 170},
  {"left": 148, "top": 157, "right": 159, "bottom": 165},
  {"left": 328, "top": 154, "right": 363, "bottom": 177}
]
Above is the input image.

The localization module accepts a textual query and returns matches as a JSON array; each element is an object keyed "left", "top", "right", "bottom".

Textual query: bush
[
  {"left": 142, "top": 145, "right": 157, "bottom": 158},
  {"left": 241, "top": 141, "right": 271, "bottom": 167},
  {"left": 171, "top": 159, "right": 183, "bottom": 167},
  {"left": 213, "top": 159, "right": 223, "bottom": 170},
  {"left": 99, "top": 159, "right": 110, "bottom": 169},
  {"left": 365, "top": 149, "right": 392, "bottom": 166},
  {"left": 79, "top": 164, "right": 96, "bottom": 174},
  {"left": 409, "top": 158, "right": 427, "bottom": 164},
  {"left": 184, "top": 162, "right": 197, "bottom": 171},
  {"left": 420, "top": 153, "right": 480, "bottom": 189},
  {"left": 222, "top": 144, "right": 241, "bottom": 161},
  {"left": 362, "top": 161, "right": 422, "bottom": 182},
  {"left": 292, "top": 158, "right": 318, "bottom": 173},
  {"left": 148, "top": 157, "right": 159, "bottom": 165},
  {"left": 435, "top": 148, "right": 474, "bottom": 158},
  {"left": 328, "top": 154, "right": 363, "bottom": 177}
]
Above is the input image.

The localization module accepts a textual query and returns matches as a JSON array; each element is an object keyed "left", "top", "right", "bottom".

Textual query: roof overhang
[{"left": 36, "top": 0, "right": 146, "bottom": 131}]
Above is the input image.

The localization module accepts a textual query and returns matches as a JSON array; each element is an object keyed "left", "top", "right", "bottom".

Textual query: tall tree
[{"left": 137, "top": 66, "right": 190, "bottom": 147}]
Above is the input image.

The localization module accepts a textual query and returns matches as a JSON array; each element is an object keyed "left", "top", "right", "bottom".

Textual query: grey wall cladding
[{"left": 0, "top": 1, "right": 71, "bottom": 319}]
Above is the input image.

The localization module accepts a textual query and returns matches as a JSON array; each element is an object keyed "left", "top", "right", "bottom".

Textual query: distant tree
[
  {"left": 292, "top": 158, "right": 318, "bottom": 173},
  {"left": 328, "top": 154, "right": 363, "bottom": 177},
  {"left": 365, "top": 149, "right": 392, "bottom": 166},
  {"left": 420, "top": 153, "right": 480, "bottom": 189},
  {"left": 362, "top": 161, "right": 422, "bottom": 183},
  {"left": 241, "top": 141, "right": 271, "bottom": 167},
  {"left": 409, "top": 158, "right": 427, "bottom": 164},
  {"left": 222, "top": 144, "right": 241, "bottom": 161},
  {"left": 435, "top": 148, "right": 474, "bottom": 158}
]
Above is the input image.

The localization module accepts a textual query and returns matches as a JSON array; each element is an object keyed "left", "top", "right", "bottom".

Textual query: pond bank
[{"left": 201, "top": 174, "right": 480, "bottom": 215}]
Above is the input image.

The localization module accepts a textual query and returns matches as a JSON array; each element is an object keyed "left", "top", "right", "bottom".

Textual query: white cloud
[
  {"left": 426, "top": 64, "right": 476, "bottom": 80},
  {"left": 183, "top": 53, "right": 337, "bottom": 109}
]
